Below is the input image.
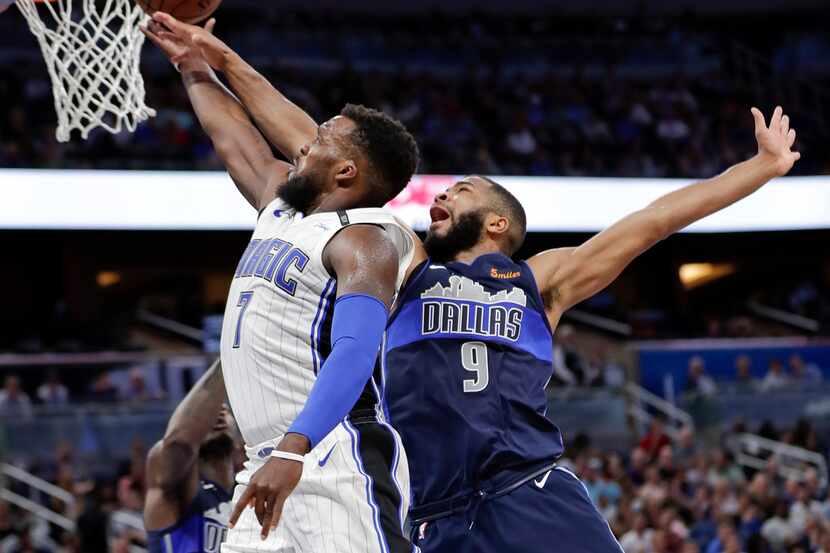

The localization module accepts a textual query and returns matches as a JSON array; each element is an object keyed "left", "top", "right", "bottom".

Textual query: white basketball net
[{"left": 15, "top": 0, "right": 156, "bottom": 142}]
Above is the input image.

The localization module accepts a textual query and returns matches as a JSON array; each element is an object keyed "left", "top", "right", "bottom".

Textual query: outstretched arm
[
  {"left": 144, "top": 359, "right": 228, "bottom": 530},
  {"left": 228, "top": 225, "right": 400, "bottom": 539},
  {"left": 142, "top": 17, "right": 289, "bottom": 210},
  {"left": 528, "top": 106, "right": 800, "bottom": 328},
  {"left": 152, "top": 12, "right": 318, "bottom": 162}
]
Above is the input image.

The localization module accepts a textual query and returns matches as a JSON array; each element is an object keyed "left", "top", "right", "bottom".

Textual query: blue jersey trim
[
  {"left": 343, "top": 420, "right": 389, "bottom": 553},
  {"left": 310, "top": 279, "right": 336, "bottom": 374}
]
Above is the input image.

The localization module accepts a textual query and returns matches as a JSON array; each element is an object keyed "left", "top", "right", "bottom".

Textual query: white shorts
[{"left": 222, "top": 419, "right": 412, "bottom": 553}]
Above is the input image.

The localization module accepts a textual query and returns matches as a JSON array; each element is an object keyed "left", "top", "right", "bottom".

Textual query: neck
[
  {"left": 452, "top": 240, "right": 504, "bottom": 264},
  {"left": 308, "top": 190, "right": 376, "bottom": 215},
  {"left": 199, "top": 458, "right": 235, "bottom": 492}
]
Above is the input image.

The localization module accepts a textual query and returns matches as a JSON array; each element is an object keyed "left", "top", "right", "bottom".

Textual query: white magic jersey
[{"left": 220, "top": 197, "right": 414, "bottom": 446}]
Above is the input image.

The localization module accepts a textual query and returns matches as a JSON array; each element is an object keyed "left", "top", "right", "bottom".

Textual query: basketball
[{"left": 135, "top": 0, "right": 223, "bottom": 24}]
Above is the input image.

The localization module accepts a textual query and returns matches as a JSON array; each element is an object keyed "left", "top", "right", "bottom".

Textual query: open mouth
[{"left": 430, "top": 205, "right": 450, "bottom": 224}]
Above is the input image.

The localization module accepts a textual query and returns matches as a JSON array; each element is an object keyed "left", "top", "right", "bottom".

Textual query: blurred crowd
[
  {"left": 0, "top": 12, "right": 828, "bottom": 177},
  {"left": 3, "top": 410, "right": 828, "bottom": 553},
  {"left": 684, "top": 354, "right": 825, "bottom": 399},
  {"left": 1, "top": 439, "right": 183, "bottom": 553},
  {"left": 0, "top": 369, "right": 164, "bottom": 418},
  {"left": 564, "top": 417, "right": 830, "bottom": 553}
]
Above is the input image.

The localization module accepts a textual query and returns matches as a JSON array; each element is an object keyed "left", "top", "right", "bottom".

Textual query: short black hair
[
  {"left": 340, "top": 104, "right": 420, "bottom": 204},
  {"left": 476, "top": 176, "right": 527, "bottom": 255}
]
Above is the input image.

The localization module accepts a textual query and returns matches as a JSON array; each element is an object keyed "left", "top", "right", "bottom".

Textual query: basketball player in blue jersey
[
  {"left": 382, "top": 105, "right": 799, "bottom": 553},
  {"left": 145, "top": 360, "right": 236, "bottom": 553},
  {"left": 147, "top": 16, "right": 801, "bottom": 552},
  {"left": 145, "top": 13, "right": 420, "bottom": 553}
]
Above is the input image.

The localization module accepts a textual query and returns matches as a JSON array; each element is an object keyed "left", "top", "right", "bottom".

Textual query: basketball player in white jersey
[{"left": 144, "top": 15, "right": 420, "bottom": 553}]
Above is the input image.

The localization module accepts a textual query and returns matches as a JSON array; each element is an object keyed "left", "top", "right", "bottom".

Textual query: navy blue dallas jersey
[
  {"left": 146, "top": 478, "right": 231, "bottom": 553},
  {"left": 383, "top": 253, "right": 564, "bottom": 509}
]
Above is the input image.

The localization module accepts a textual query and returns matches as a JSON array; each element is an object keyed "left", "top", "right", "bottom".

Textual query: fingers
[
  {"left": 750, "top": 107, "right": 766, "bottom": 131},
  {"left": 140, "top": 26, "right": 165, "bottom": 49},
  {"left": 254, "top": 491, "right": 267, "bottom": 525},
  {"left": 260, "top": 495, "right": 286, "bottom": 540},
  {"left": 205, "top": 18, "right": 216, "bottom": 34},
  {"left": 770, "top": 105, "right": 783, "bottom": 131},
  {"left": 229, "top": 486, "right": 254, "bottom": 528},
  {"left": 780, "top": 114, "right": 790, "bottom": 136},
  {"left": 787, "top": 128, "right": 797, "bottom": 148},
  {"left": 153, "top": 12, "right": 188, "bottom": 34}
]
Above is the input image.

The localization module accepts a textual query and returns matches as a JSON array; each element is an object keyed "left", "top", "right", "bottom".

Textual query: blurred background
[{"left": 1, "top": 0, "right": 830, "bottom": 552}]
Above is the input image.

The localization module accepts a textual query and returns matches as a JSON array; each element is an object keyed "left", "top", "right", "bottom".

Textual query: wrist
[
  {"left": 752, "top": 151, "right": 785, "bottom": 178},
  {"left": 278, "top": 433, "right": 311, "bottom": 455},
  {"left": 177, "top": 56, "right": 211, "bottom": 74}
]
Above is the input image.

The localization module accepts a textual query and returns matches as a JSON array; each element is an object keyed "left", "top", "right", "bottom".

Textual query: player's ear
[
  {"left": 333, "top": 160, "right": 358, "bottom": 187},
  {"left": 486, "top": 213, "right": 510, "bottom": 238}
]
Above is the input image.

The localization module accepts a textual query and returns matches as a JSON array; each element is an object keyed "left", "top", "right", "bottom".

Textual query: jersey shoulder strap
[{"left": 312, "top": 207, "right": 415, "bottom": 291}]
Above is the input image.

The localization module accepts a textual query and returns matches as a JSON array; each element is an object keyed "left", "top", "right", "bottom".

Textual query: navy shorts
[{"left": 412, "top": 467, "right": 623, "bottom": 553}]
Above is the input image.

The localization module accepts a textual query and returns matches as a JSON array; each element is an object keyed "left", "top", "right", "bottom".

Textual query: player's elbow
[
  {"left": 211, "top": 135, "right": 240, "bottom": 160},
  {"left": 148, "top": 439, "right": 197, "bottom": 490}
]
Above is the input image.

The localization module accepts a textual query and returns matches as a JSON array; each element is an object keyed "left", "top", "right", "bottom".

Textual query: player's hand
[
  {"left": 141, "top": 15, "right": 215, "bottom": 70},
  {"left": 151, "top": 12, "right": 233, "bottom": 71},
  {"left": 228, "top": 455, "right": 303, "bottom": 540},
  {"left": 751, "top": 106, "right": 801, "bottom": 177}
]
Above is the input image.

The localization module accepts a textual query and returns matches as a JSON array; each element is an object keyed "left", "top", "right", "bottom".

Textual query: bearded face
[
  {"left": 277, "top": 172, "right": 328, "bottom": 214},
  {"left": 423, "top": 208, "right": 486, "bottom": 263}
]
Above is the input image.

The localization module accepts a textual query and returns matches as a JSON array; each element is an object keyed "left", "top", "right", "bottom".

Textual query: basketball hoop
[{"left": 14, "top": 0, "right": 155, "bottom": 142}]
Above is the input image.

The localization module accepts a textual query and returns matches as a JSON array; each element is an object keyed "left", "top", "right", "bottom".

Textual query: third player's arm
[
  {"left": 144, "top": 359, "right": 227, "bottom": 530},
  {"left": 528, "top": 106, "right": 800, "bottom": 326}
]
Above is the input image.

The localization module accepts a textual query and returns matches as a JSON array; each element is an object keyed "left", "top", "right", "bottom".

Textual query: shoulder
[{"left": 325, "top": 224, "right": 397, "bottom": 260}]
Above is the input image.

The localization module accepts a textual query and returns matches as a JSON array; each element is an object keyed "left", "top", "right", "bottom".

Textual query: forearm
[
  {"left": 647, "top": 154, "right": 780, "bottom": 237},
  {"left": 163, "top": 358, "right": 226, "bottom": 447},
  {"left": 180, "top": 61, "right": 251, "bottom": 142},
  {"left": 284, "top": 294, "right": 388, "bottom": 453},
  {"left": 179, "top": 59, "right": 279, "bottom": 207},
  {"left": 223, "top": 51, "right": 318, "bottom": 160}
]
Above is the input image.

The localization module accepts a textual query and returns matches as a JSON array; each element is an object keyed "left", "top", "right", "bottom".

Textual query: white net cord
[{"left": 15, "top": 0, "right": 156, "bottom": 142}]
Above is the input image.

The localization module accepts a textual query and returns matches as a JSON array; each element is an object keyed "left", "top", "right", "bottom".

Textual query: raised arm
[
  {"left": 228, "top": 225, "right": 400, "bottom": 538},
  {"left": 528, "top": 106, "right": 800, "bottom": 327},
  {"left": 142, "top": 16, "right": 289, "bottom": 210},
  {"left": 144, "top": 359, "right": 227, "bottom": 530},
  {"left": 153, "top": 13, "right": 318, "bottom": 161}
]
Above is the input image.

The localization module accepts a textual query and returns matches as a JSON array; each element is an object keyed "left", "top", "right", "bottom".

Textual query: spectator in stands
[
  {"left": 734, "top": 355, "right": 757, "bottom": 392},
  {"left": 36, "top": 370, "right": 69, "bottom": 405},
  {"left": 121, "top": 367, "right": 159, "bottom": 403},
  {"left": 628, "top": 447, "right": 650, "bottom": 487},
  {"left": 761, "top": 500, "right": 795, "bottom": 551},
  {"left": 708, "top": 450, "right": 745, "bottom": 487},
  {"left": 677, "top": 425, "right": 699, "bottom": 458},
  {"left": 760, "top": 359, "right": 790, "bottom": 392},
  {"left": 76, "top": 484, "right": 109, "bottom": 553},
  {"left": 685, "top": 356, "right": 718, "bottom": 397},
  {"left": 0, "top": 374, "right": 32, "bottom": 417},
  {"left": 620, "top": 511, "right": 654, "bottom": 553},
  {"left": 639, "top": 414, "right": 672, "bottom": 460},
  {"left": 639, "top": 466, "right": 668, "bottom": 504},
  {"left": 109, "top": 476, "right": 146, "bottom": 548},
  {"left": 789, "top": 482, "right": 824, "bottom": 534},
  {"left": 788, "top": 354, "right": 824, "bottom": 387},
  {"left": 87, "top": 372, "right": 118, "bottom": 403},
  {"left": 2, "top": 523, "right": 52, "bottom": 553}
]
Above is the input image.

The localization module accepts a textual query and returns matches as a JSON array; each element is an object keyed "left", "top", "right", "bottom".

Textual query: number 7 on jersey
[{"left": 232, "top": 291, "right": 254, "bottom": 348}]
